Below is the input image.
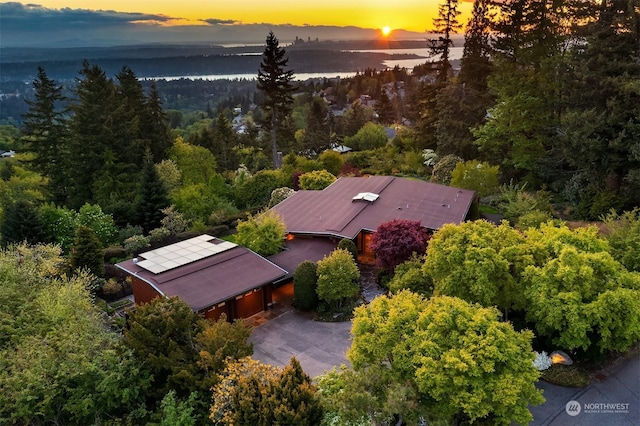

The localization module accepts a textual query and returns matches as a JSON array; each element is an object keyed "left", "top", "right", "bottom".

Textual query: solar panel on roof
[{"left": 137, "top": 234, "right": 237, "bottom": 274}]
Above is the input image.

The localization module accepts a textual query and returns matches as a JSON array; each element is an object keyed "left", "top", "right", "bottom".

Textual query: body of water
[{"left": 145, "top": 47, "right": 464, "bottom": 81}]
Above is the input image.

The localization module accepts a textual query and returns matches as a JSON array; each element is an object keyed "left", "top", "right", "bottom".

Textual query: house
[
  {"left": 271, "top": 176, "right": 476, "bottom": 263},
  {"left": 116, "top": 235, "right": 287, "bottom": 321},
  {"left": 117, "top": 176, "right": 475, "bottom": 321}
]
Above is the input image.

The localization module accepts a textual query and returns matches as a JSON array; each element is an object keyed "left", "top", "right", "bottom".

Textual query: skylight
[{"left": 352, "top": 192, "right": 380, "bottom": 202}]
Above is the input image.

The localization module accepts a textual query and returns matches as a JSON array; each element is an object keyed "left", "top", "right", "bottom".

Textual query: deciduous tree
[
  {"left": 298, "top": 169, "right": 336, "bottom": 190},
  {"left": 0, "top": 244, "right": 149, "bottom": 425},
  {"left": 347, "top": 291, "right": 544, "bottom": 424},
  {"left": 522, "top": 223, "right": 640, "bottom": 354},
  {"left": 424, "top": 220, "right": 532, "bottom": 314},
  {"left": 450, "top": 159, "right": 499, "bottom": 197},
  {"left": 235, "top": 209, "right": 286, "bottom": 256},
  {"left": 369, "top": 219, "right": 428, "bottom": 274},
  {"left": 316, "top": 248, "right": 360, "bottom": 308}
]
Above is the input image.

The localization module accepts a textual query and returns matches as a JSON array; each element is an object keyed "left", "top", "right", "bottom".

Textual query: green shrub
[
  {"left": 293, "top": 261, "right": 319, "bottom": 311},
  {"left": 103, "top": 246, "right": 128, "bottom": 263},
  {"left": 337, "top": 238, "right": 358, "bottom": 261},
  {"left": 539, "top": 364, "right": 591, "bottom": 388}
]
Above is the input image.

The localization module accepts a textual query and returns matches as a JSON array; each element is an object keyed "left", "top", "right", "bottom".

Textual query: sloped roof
[
  {"left": 271, "top": 176, "right": 475, "bottom": 239},
  {"left": 268, "top": 237, "right": 338, "bottom": 282},
  {"left": 116, "top": 235, "right": 286, "bottom": 311}
]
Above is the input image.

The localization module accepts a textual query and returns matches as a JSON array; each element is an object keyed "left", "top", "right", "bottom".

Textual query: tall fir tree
[
  {"left": 210, "top": 111, "right": 236, "bottom": 171},
  {"left": 67, "top": 61, "right": 118, "bottom": 209},
  {"left": 21, "top": 67, "right": 69, "bottom": 204},
  {"left": 0, "top": 200, "right": 45, "bottom": 247},
  {"left": 302, "top": 97, "right": 331, "bottom": 155},
  {"left": 257, "top": 31, "right": 296, "bottom": 168},
  {"left": 70, "top": 225, "right": 104, "bottom": 278},
  {"left": 429, "top": 0, "right": 462, "bottom": 82},
  {"left": 143, "top": 82, "right": 171, "bottom": 163},
  {"left": 136, "top": 153, "right": 170, "bottom": 234}
]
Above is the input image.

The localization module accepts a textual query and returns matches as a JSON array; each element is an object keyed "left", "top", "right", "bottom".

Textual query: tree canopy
[
  {"left": 370, "top": 219, "right": 429, "bottom": 274},
  {"left": 345, "top": 291, "right": 544, "bottom": 424}
]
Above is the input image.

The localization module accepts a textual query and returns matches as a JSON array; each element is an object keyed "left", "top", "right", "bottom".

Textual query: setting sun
[{"left": 381, "top": 26, "right": 391, "bottom": 36}]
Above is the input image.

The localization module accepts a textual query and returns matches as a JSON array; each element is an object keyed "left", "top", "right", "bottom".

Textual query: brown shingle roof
[
  {"left": 268, "top": 237, "right": 338, "bottom": 281},
  {"left": 116, "top": 237, "right": 286, "bottom": 312},
  {"left": 272, "top": 176, "right": 475, "bottom": 238}
]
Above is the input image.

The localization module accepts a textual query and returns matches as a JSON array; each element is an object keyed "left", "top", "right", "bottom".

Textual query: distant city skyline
[{"left": 0, "top": 1, "right": 473, "bottom": 47}]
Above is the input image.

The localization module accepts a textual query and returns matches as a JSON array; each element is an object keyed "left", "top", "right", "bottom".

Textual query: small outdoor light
[{"left": 550, "top": 350, "right": 573, "bottom": 365}]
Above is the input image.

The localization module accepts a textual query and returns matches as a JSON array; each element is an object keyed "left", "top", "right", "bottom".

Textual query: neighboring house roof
[
  {"left": 268, "top": 238, "right": 338, "bottom": 282},
  {"left": 271, "top": 176, "right": 475, "bottom": 239},
  {"left": 116, "top": 235, "right": 287, "bottom": 311}
]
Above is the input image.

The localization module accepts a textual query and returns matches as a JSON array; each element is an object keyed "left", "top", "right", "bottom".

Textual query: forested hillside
[{"left": 0, "top": 0, "right": 638, "bottom": 424}]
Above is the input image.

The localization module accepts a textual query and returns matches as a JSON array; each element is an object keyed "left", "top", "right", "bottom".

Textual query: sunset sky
[{"left": 24, "top": 0, "right": 473, "bottom": 33}]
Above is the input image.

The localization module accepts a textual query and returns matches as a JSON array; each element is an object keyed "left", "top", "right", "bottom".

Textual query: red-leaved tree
[{"left": 369, "top": 219, "right": 429, "bottom": 273}]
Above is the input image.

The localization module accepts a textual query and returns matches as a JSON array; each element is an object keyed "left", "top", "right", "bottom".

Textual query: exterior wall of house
[
  {"left": 203, "top": 302, "right": 231, "bottom": 321},
  {"left": 235, "top": 288, "right": 265, "bottom": 318},
  {"left": 131, "top": 276, "right": 163, "bottom": 305},
  {"left": 356, "top": 231, "right": 375, "bottom": 265}
]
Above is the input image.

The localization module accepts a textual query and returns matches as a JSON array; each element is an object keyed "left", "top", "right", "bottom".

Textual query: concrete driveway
[
  {"left": 249, "top": 310, "right": 352, "bottom": 378},
  {"left": 249, "top": 308, "right": 639, "bottom": 425}
]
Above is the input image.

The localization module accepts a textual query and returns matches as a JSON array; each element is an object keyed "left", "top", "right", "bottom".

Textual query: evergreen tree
[
  {"left": 257, "top": 31, "right": 296, "bottom": 168},
  {"left": 459, "top": 0, "right": 492, "bottom": 91},
  {"left": 67, "top": 61, "right": 118, "bottom": 209},
  {"left": 559, "top": 0, "right": 640, "bottom": 214},
  {"left": 293, "top": 261, "right": 319, "bottom": 311},
  {"left": 21, "top": 66, "right": 69, "bottom": 204},
  {"left": 0, "top": 200, "right": 45, "bottom": 247},
  {"left": 429, "top": 0, "right": 461, "bottom": 82},
  {"left": 69, "top": 225, "right": 104, "bottom": 278},
  {"left": 137, "top": 153, "right": 170, "bottom": 234},
  {"left": 374, "top": 89, "right": 395, "bottom": 126},
  {"left": 211, "top": 111, "right": 236, "bottom": 171},
  {"left": 143, "top": 82, "right": 171, "bottom": 163},
  {"left": 301, "top": 97, "right": 331, "bottom": 155},
  {"left": 266, "top": 357, "right": 323, "bottom": 425}
]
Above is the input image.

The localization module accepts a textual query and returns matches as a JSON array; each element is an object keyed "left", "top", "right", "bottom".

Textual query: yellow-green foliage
[
  {"left": 316, "top": 248, "right": 360, "bottom": 306},
  {"left": 450, "top": 159, "right": 500, "bottom": 197},
  {"left": 348, "top": 291, "right": 544, "bottom": 424},
  {"left": 299, "top": 169, "right": 337, "bottom": 190},
  {"left": 235, "top": 209, "right": 286, "bottom": 256}
]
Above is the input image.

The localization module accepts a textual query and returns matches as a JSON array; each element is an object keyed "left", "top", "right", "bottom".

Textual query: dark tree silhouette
[{"left": 257, "top": 31, "right": 296, "bottom": 168}]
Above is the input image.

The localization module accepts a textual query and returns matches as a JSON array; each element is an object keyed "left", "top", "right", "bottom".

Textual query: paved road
[
  {"left": 531, "top": 355, "right": 639, "bottom": 425},
  {"left": 250, "top": 312, "right": 639, "bottom": 425}
]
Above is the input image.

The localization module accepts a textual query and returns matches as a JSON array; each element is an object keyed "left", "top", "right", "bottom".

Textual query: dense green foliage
[
  {"left": 70, "top": 225, "right": 104, "bottom": 278},
  {"left": 210, "top": 357, "right": 322, "bottom": 425},
  {"left": 293, "top": 260, "right": 319, "bottom": 311},
  {"left": 337, "top": 291, "right": 544, "bottom": 424},
  {"left": 316, "top": 248, "right": 360, "bottom": 308},
  {"left": 0, "top": 244, "right": 150, "bottom": 425},
  {"left": 298, "top": 169, "right": 337, "bottom": 190},
  {"left": 124, "top": 297, "right": 253, "bottom": 421},
  {"left": 235, "top": 210, "right": 286, "bottom": 256}
]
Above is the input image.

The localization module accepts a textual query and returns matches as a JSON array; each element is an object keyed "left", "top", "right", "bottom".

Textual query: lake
[{"left": 144, "top": 46, "right": 464, "bottom": 81}]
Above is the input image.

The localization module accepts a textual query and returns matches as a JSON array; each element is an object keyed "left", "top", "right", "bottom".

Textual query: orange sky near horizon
[{"left": 29, "top": 0, "right": 473, "bottom": 33}]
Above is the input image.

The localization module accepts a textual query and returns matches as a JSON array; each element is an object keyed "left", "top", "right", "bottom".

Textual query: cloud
[
  {"left": 0, "top": 2, "right": 430, "bottom": 47},
  {"left": 0, "top": 2, "right": 174, "bottom": 32},
  {"left": 203, "top": 18, "right": 238, "bottom": 26}
]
